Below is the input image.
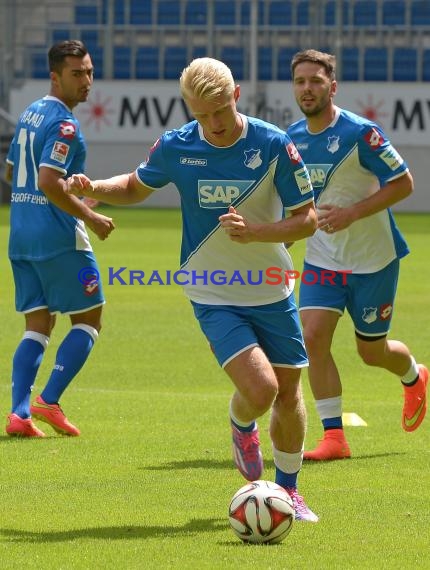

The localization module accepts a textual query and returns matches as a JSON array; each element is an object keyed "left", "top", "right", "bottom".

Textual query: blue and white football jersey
[
  {"left": 287, "top": 107, "right": 409, "bottom": 273},
  {"left": 136, "top": 114, "right": 314, "bottom": 305},
  {"left": 7, "top": 95, "right": 92, "bottom": 261}
]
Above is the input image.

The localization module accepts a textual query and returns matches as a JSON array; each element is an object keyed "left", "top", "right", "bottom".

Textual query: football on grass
[{"left": 228, "top": 480, "right": 295, "bottom": 544}]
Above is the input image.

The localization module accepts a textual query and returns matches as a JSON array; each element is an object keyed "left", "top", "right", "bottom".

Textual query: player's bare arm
[
  {"left": 38, "top": 166, "right": 115, "bottom": 241},
  {"left": 66, "top": 171, "right": 154, "bottom": 205},
  {"left": 219, "top": 202, "right": 317, "bottom": 244},
  {"left": 5, "top": 163, "right": 13, "bottom": 183},
  {"left": 318, "top": 171, "right": 413, "bottom": 233}
]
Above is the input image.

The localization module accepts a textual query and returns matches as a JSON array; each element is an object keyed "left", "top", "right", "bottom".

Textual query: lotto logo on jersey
[
  {"left": 380, "top": 146, "right": 403, "bottom": 170},
  {"left": 294, "top": 167, "right": 312, "bottom": 195},
  {"left": 285, "top": 142, "right": 302, "bottom": 164},
  {"left": 364, "top": 127, "right": 385, "bottom": 149},
  {"left": 307, "top": 164, "right": 332, "bottom": 188},
  {"left": 380, "top": 303, "right": 393, "bottom": 320},
  {"left": 50, "top": 141, "right": 70, "bottom": 164},
  {"left": 59, "top": 122, "right": 76, "bottom": 139},
  {"left": 198, "top": 180, "right": 254, "bottom": 208}
]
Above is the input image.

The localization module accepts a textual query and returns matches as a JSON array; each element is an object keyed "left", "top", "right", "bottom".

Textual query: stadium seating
[
  {"left": 411, "top": 0, "right": 430, "bottom": 26},
  {"left": 422, "top": 48, "right": 430, "bottom": 81},
  {"left": 157, "top": 1, "right": 181, "bottom": 25},
  {"left": 31, "top": 52, "right": 48, "bottom": 79},
  {"left": 91, "top": 47, "right": 105, "bottom": 78},
  {"left": 26, "top": 0, "right": 430, "bottom": 81},
  {"left": 393, "top": 47, "right": 418, "bottom": 81},
  {"left": 277, "top": 47, "right": 298, "bottom": 80},
  {"left": 240, "top": 1, "right": 266, "bottom": 25},
  {"left": 164, "top": 46, "right": 188, "bottom": 79},
  {"left": 52, "top": 29, "right": 71, "bottom": 43},
  {"left": 363, "top": 47, "right": 388, "bottom": 81},
  {"left": 214, "top": 1, "right": 237, "bottom": 25},
  {"left": 220, "top": 46, "right": 246, "bottom": 79},
  {"left": 297, "top": 1, "right": 310, "bottom": 26},
  {"left": 324, "top": 1, "right": 350, "bottom": 26},
  {"left": 130, "top": 0, "right": 152, "bottom": 25},
  {"left": 341, "top": 47, "right": 360, "bottom": 81},
  {"left": 258, "top": 46, "right": 273, "bottom": 80},
  {"left": 353, "top": 1, "right": 378, "bottom": 27},
  {"left": 113, "top": 46, "right": 132, "bottom": 79},
  {"left": 268, "top": 1, "right": 293, "bottom": 26},
  {"left": 136, "top": 47, "right": 160, "bottom": 79},
  {"left": 192, "top": 46, "right": 208, "bottom": 59},
  {"left": 185, "top": 0, "right": 207, "bottom": 25},
  {"left": 382, "top": 1, "right": 406, "bottom": 26},
  {"left": 75, "top": 4, "right": 100, "bottom": 25}
]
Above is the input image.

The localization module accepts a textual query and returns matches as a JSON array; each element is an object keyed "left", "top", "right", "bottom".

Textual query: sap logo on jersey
[
  {"left": 198, "top": 180, "right": 254, "bottom": 208},
  {"left": 307, "top": 164, "right": 332, "bottom": 188}
]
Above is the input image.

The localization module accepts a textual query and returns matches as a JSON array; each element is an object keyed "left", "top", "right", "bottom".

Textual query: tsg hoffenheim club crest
[
  {"left": 244, "top": 149, "right": 262, "bottom": 169},
  {"left": 327, "top": 136, "right": 340, "bottom": 153}
]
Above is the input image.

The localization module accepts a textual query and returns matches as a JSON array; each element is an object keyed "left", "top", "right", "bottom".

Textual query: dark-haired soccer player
[
  {"left": 5, "top": 40, "right": 114, "bottom": 437},
  {"left": 287, "top": 49, "right": 428, "bottom": 460}
]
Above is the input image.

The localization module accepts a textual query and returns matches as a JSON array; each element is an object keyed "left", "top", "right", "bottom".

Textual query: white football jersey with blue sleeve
[
  {"left": 136, "top": 114, "right": 314, "bottom": 305},
  {"left": 287, "top": 107, "right": 409, "bottom": 273}
]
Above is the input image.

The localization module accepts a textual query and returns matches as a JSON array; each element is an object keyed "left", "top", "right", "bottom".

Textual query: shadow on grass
[
  {"left": 301, "top": 451, "right": 407, "bottom": 467},
  {"left": 143, "top": 459, "right": 234, "bottom": 470},
  {"left": 142, "top": 451, "right": 406, "bottom": 472},
  {"left": 0, "top": 518, "right": 228, "bottom": 543}
]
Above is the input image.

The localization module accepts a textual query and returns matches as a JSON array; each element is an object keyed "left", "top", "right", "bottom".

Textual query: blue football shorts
[
  {"left": 11, "top": 250, "right": 105, "bottom": 314},
  {"left": 299, "top": 259, "right": 400, "bottom": 337},
  {"left": 191, "top": 295, "right": 308, "bottom": 369}
]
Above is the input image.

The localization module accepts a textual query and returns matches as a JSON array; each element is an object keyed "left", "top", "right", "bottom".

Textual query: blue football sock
[
  {"left": 273, "top": 448, "right": 303, "bottom": 489},
  {"left": 275, "top": 467, "right": 298, "bottom": 490},
  {"left": 12, "top": 332, "right": 49, "bottom": 418},
  {"left": 322, "top": 416, "right": 343, "bottom": 430},
  {"left": 41, "top": 324, "right": 98, "bottom": 404}
]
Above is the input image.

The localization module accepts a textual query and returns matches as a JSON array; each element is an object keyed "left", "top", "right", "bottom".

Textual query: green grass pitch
[{"left": 0, "top": 206, "right": 429, "bottom": 569}]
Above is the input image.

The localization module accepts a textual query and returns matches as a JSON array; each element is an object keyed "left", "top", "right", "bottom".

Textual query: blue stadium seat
[
  {"left": 393, "top": 48, "right": 418, "bottom": 81},
  {"left": 258, "top": 47, "right": 273, "bottom": 80},
  {"left": 341, "top": 47, "right": 359, "bottom": 81},
  {"left": 324, "top": 1, "right": 349, "bottom": 26},
  {"left": 136, "top": 47, "right": 160, "bottom": 79},
  {"left": 220, "top": 47, "right": 245, "bottom": 79},
  {"left": 277, "top": 47, "right": 297, "bottom": 80},
  {"left": 268, "top": 1, "right": 292, "bottom": 26},
  {"left": 113, "top": 0, "right": 125, "bottom": 24},
  {"left": 113, "top": 46, "right": 132, "bottom": 79},
  {"left": 52, "top": 29, "right": 71, "bottom": 44},
  {"left": 214, "top": 1, "right": 236, "bottom": 25},
  {"left": 157, "top": 1, "right": 181, "bottom": 25},
  {"left": 75, "top": 5, "right": 99, "bottom": 25},
  {"left": 81, "top": 30, "right": 100, "bottom": 49},
  {"left": 185, "top": 0, "right": 207, "bottom": 25},
  {"left": 411, "top": 0, "right": 430, "bottom": 25},
  {"left": 422, "top": 48, "right": 430, "bottom": 80},
  {"left": 363, "top": 47, "right": 388, "bottom": 81},
  {"left": 382, "top": 1, "right": 406, "bottom": 26},
  {"left": 192, "top": 46, "right": 208, "bottom": 59},
  {"left": 130, "top": 0, "right": 152, "bottom": 25},
  {"left": 31, "top": 52, "right": 48, "bottom": 79},
  {"left": 353, "top": 1, "right": 378, "bottom": 27},
  {"left": 91, "top": 47, "right": 104, "bottom": 79},
  {"left": 164, "top": 46, "right": 188, "bottom": 79},
  {"left": 297, "top": 1, "right": 310, "bottom": 26}
]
